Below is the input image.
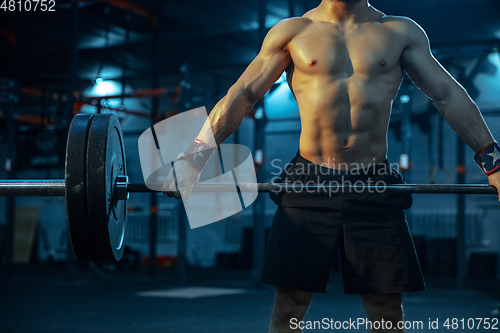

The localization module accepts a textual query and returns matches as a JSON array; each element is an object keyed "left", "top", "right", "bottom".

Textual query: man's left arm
[{"left": 400, "top": 18, "right": 500, "bottom": 199}]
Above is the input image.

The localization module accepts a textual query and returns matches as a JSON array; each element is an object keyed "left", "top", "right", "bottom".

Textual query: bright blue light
[
  {"left": 95, "top": 77, "right": 103, "bottom": 84},
  {"left": 86, "top": 80, "right": 122, "bottom": 97},
  {"left": 400, "top": 95, "right": 410, "bottom": 104},
  {"left": 254, "top": 107, "right": 264, "bottom": 119},
  {"left": 264, "top": 81, "right": 299, "bottom": 119}
]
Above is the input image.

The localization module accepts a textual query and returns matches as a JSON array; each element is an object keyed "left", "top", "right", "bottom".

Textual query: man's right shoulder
[
  {"left": 273, "top": 17, "right": 313, "bottom": 31},
  {"left": 265, "top": 17, "right": 312, "bottom": 48}
]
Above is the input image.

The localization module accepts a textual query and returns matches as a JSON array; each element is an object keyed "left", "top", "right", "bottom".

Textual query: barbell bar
[
  {"left": 0, "top": 113, "right": 497, "bottom": 264},
  {"left": 0, "top": 179, "right": 497, "bottom": 196}
]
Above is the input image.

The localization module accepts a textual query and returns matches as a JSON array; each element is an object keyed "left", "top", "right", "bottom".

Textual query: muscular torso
[{"left": 286, "top": 11, "right": 407, "bottom": 169}]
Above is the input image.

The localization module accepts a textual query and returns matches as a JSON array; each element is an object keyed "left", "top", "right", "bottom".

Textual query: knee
[
  {"left": 361, "top": 293, "right": 403, "bottom": 321},
  {"left": 273, "top": 286, "right": 313, "bottom": 321}
]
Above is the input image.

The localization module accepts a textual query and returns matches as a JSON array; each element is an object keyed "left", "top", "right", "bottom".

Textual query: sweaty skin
[
  {"left": 287, "top": 9, "right": 404, "bottom": 167},
  {"left": 163, "top": 0, "right": 500, "bottom": 200}
]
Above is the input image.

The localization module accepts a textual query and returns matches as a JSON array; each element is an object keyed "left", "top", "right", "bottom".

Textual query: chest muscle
[{"left": 289, "top": 23, "right": 402, "bottom": 77}]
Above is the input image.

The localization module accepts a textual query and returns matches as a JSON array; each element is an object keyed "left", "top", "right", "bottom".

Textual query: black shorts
[{"left": 260, "top": 152, "right": 426, "bottom": 294}]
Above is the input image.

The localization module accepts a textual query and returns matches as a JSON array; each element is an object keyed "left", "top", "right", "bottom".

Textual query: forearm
[
  {"left": 197, "top": 85, "right": 256, "bottom": 147},
  {"left": 435, "top": 85, "right": 495, "bottom": 152}
]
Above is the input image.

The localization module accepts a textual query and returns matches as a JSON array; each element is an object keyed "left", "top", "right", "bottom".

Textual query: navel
[
  {"left": 309, "top": 60, "right": 317, "bottom": 66},
  {"left": 380, "top": 60, "right": 386, "bottom": 66}
]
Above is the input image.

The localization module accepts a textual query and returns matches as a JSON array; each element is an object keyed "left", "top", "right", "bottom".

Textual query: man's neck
[{"left": 317, "top": 0, "right": 371, "bottom": 25}]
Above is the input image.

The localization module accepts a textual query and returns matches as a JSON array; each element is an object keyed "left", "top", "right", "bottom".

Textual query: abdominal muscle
[{"left": 292, "top": 74, "right": 397, "bottom": 170}]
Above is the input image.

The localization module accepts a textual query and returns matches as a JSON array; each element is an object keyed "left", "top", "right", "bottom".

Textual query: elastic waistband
[{"left": 295, "top": 153, "right": 392, "bottom": 177}]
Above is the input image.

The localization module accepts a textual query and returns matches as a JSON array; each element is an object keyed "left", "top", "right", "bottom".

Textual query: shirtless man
[{"left": 164, "top": 0, "right": 500, "bottom": 332}]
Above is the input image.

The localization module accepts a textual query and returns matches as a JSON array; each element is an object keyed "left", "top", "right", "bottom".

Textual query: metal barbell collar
[{"left": 115, "top": 175, "right": 129, "bottom": 200}]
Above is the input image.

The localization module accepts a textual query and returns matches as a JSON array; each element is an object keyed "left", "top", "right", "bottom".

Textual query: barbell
[{"left": 0, "top": 114, "right": 497, "bottom": 263}]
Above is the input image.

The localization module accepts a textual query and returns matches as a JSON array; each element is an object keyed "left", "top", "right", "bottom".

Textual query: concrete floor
[{"left": 0, "top": 265, "right": 499, "bottom": 333}]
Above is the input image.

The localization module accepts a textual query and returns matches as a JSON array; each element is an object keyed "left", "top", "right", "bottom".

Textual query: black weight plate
[
  {"left": 86, "top": 114, "right": 127, "bottom": 262},
  {"left": 66, "top": 114, "right": 95, "bottom": 262}
]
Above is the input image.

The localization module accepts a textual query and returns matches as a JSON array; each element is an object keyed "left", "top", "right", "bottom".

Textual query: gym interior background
[{"left": 1, "top": 0, "right": 500, "bottom": 332}]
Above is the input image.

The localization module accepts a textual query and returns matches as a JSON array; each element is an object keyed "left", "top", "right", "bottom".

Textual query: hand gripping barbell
[{"left": 0, "top": 114, "right": 496, "bottom": 263}]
